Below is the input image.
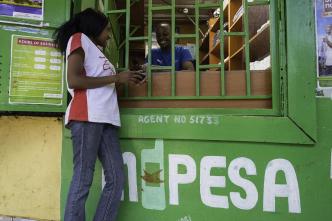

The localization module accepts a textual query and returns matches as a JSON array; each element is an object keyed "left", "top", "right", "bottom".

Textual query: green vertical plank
[
  {"left": 105, "top": 0, "right": 120, "bottom": 70},
  {"left": 195, "top": 0, "right": 200, "bottom": 96},
  {"left": 65, "top": 0, "right": 71, "bottom": 21},
  {"left": 124, "top": 0, "right": 131, "bottom": 97},
  {"left": 104, "top": 0, "right": 109, "bottom": 21},
  {"left": 81, "top": 0, "right": 95, "bottom": 10},
  {"left": 286, "top": 0, "right": 317, "bottom": 141},
  {"left": 171, "top": 0, "right": 176, "bottom": 96},
  {"left": 44, "top": 0, "right": 71, "bottom": 27},
  {"left": 73, "top": 0, "right": 82, "bottom": 15},
  {"left": 147, "top": 0, "right": 153, "bottom": 97},
  {"left": 243, "top": 0, "right": 251, "bottom": 96},
  {"left": 270, "top": 0, "right": 281, "bottom": 115},
  {"left": 219, "top": 0, "right": 225, "bottom": 96},
  {"left": 125, "top": 0, "right": 130, "bottom": 70}
]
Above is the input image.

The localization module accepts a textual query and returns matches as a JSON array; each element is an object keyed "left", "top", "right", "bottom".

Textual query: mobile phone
[{"left": 138, "top": 72, "right": 147, "bottom": 81}]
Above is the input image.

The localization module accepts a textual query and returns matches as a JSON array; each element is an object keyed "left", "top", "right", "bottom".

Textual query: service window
[
  {"left": 102, "top": 0, "right": 316, "bottom": 144},
  {"left": 104, "top": 0, "right": 274, "bottom": 111}
]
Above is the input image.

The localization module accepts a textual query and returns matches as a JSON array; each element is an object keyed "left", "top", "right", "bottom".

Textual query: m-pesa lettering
[{"left": 120, "top": 139, "right": 301, "bottom": 214}]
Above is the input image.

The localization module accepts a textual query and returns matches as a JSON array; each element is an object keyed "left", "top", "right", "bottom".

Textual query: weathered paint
[
  {"left": 114, "top": 99, "right": 332, "bottom": 221},
  {"left": 0, "top": 116, "right": 62, "bottom": 220},
  {"left": 58, "top": 0, "right": 332, "bottom": 221},
  {"left": 0, "top": 0, "right": 70, "bottom": 113},
  {"left": 0, "top": 0, "right": 331, "bottom": 221}
]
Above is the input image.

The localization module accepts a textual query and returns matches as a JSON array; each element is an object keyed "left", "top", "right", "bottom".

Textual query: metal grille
[{"left": 103, "top": 0, "right": 273, "bottom": 104}]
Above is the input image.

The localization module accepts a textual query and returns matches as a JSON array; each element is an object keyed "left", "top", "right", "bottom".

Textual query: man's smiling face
[{"left": 156, "top": 23, "right": 171, "bottom": 50}]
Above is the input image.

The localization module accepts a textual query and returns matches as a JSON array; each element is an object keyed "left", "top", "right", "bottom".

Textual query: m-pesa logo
[{"left": 119, "top": 139, "right": 301, "bottom": 214}]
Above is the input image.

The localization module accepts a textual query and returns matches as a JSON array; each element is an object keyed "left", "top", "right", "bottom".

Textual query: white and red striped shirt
[{"left": 64, "top": 33, "right": 120, "bottom": 126}]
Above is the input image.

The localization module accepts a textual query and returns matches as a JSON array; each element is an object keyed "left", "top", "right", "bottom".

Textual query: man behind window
[{"left": 145, "top": 22, "right": 195, "bottom": 71}]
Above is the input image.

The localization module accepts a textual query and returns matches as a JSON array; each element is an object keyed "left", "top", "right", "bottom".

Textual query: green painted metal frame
[
  {"left": 147, "top": 0, "right": 153, "bottom": 97},
  {"left": 104, "top": 0, "right": 277, "bottom": 114},
  {"left": 270, "top": 0, "right": 281, "bottom": 116},
  {"left": 171, "top": 0, "right": 176, "bottom": 96},
  {"left": 104, "top": 0, "right": 317, "bottom": 144},
  {"left": 194, "top": 0, "right": 200, "bottom": 96},
  {"left": 244, "top": 0, "right": 251, "bottom": 96},
  {"left": 106, "top": 0, "right": 275, "bottom": 111}
]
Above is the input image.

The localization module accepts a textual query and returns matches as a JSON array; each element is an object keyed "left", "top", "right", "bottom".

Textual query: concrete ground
[{"left": 0, "top": 216, "right": 36, "bottom": 221}]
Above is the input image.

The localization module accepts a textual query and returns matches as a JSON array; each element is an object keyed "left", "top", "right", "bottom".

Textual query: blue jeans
[{"left": 64, "top": 121, "right": 125, "bottom": 221}]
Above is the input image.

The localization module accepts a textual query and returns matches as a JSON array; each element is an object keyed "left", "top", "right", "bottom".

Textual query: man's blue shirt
[{"left": 146, "top": 46, "right": 193, "bottom": 71}]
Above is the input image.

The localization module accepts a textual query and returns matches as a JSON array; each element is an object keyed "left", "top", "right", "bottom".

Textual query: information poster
[
  {"left": 9, "top": 35, "right": 64, "bottom": 105},
  {"left": 0, "top": 0, "right": 43, "bottom": 20},
  {"left": 323, "top": 0, "right": 332, "bottom": 16},
  {"left": 316, "top": 0, "right": 332, "bottom": 98}
]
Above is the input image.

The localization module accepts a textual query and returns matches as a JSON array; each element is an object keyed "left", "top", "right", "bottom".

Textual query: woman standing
[{"left": 54, "top": 8, "right": 142, "bottom": 221}]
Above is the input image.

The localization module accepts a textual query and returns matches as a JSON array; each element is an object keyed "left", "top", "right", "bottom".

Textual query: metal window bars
[{"left": 104, "top": 0, "right": 272, "bottom": 103}]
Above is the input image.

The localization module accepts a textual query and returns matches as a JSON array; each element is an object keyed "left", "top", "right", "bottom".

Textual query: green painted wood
[
  {"left": 120, "top": 107, "right": 276, "bottom": 115},
  {"left": 224, "top": 32, "right": 246, "bottom": 36},
  {"left": 107, "top": 9, "right": 126, "bottom": 14},
  {"left": 106, "top": 0, "right": 315, "bottom": 144},
  {"left": 116, "top": 98, "right": 332, "bottom": 221},
  {"left": 244, "top": 0, "right": 251, "bottom": 96},
  {"left": 147, "top": 0, "right": 153, "bottom": 97},
  {"left": 119, "top": 114, "right": 313, "bottom": 144},
  {"left": 151, "top": 66, "right": 173, "bottom": 70},
  {"left": 60, "top": 100, "right": 332, "bottom": 221},
  {"left": 113, "top": 0, "right": 275, "bottom": 112},
  {"left": 286, "top": 0, "right": 317, "bottom": 141},
  {"left": 104, "top": 0, "right": 120, "bottom": 78},
  {"left": 248, "top": 0, "right": 270, "bottom": 6},
  {"left": 174, "top": 34, "right": 196, "bottom": 39},
  {"left": 129, "top": 36, "right": 148, "bottom": 41},
  {"left": 151, "top": 5, "right": 172, "bottom": 11},
  {"left": 125, "top": 0, "right": 130, "bottom": 70},
  {"left": 73, "top": 0, "right": 82, "bottom": 14},
  {"left": 199, "top": 64, "right": 223, "bottom": 69},
  {"left": 119, "top": 95, "right": 272, "bottom": 100},
  {"left": 59, "top": 1, "right": 332, "bottom": 221},
  {"left": 270, "top": 0, "right": 281, "bottom": 115},
  {"left": 218, "top": 0, "right": 225, "bottom": 96},
  {"left": 0, "top": 0, "right": 70, "bottom": 113},
  {"left": 195, "top": 0, "right": 200, "bottom": 96},
  {"left": 171, "top": 0, "right": 176, "bottom": 96},
  {"left": 80, "top": 0, "right": 96, "bottom": 11},
  {"left": 113, "top": 99, "right": 332, "bottom": 221}
]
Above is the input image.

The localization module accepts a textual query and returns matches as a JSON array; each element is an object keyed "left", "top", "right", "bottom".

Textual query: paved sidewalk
[{"left": 0, "top": 216, "right": 36, "bottom": 221}]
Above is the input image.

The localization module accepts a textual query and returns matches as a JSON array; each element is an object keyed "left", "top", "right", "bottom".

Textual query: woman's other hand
[{"left": 116, "top": 70, "right": 144, "bottom": 85}]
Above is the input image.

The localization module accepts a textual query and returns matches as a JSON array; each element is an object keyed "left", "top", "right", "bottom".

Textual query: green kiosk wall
[
  {"left": 0, "top": 0, "right": 70, "bottom": 113},
  {"left": 0, "top": 1, "right": 69, "bottom": 220},
  {"left": 59, "top": 1, "right": 332, "bottom": 221}
]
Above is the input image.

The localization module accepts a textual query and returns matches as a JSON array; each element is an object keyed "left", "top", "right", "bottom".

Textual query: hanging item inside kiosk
[
  {"left": 0, "top": 0, "right": 44, "bottom": 20},
  {"left": 9, "top": 35, "right": 64, "bottom": 105}
]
